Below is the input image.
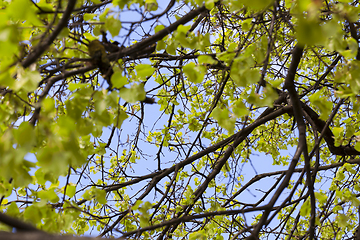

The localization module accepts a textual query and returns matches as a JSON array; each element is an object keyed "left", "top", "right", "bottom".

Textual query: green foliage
[
  {"left": 135, "top": 64, "right": 155, "bottom": 78},
  {"left": 211, "top": 106, "right": 236, "bottom": 133},
  {"left": 2, "top": 0, "right": 360, "bottom": 239},
  {"left": 308, "top": 88, "right": 333, "bottom": 120},
  {"left": 119, "top": 83, "right": 147, "bottom": 103},
  {"left": 105, "top": 17, "right": 122, "bottom": 38},
  {"left": 183, "top": 62, "right": 206, "bottom": 83}
]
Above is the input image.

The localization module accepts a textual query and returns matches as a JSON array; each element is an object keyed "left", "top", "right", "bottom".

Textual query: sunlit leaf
[
  {"left": 119, "top": 84, "right": 146, "bottom": 103},
  {"left": 135, "top": 64, "right": 155, "bottom": 78}
]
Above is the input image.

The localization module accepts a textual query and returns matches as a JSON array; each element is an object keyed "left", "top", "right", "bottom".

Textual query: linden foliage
[{"left": 1, "top": 0, "right": 360, "bottom": 239}]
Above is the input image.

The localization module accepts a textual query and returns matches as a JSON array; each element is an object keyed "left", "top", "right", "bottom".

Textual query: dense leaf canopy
[{"left": 1, "top": 0, "right": 360, "bottom": 239}]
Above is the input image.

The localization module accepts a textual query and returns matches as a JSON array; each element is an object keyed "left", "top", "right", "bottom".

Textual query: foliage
[{"left": 1, "top": 0, "right": 360, "bottom": 239}]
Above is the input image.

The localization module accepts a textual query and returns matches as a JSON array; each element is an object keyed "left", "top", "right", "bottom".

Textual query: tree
[{"left": 1, "top": 0, "right": 360, "bottom": 239}]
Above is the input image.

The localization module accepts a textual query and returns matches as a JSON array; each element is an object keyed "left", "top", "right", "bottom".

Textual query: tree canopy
[{"left": 1, "top": 0, "right": 360, "bottom": 239}]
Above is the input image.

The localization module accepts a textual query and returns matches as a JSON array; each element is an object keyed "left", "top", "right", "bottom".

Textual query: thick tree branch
[
  {"left": 21, "top": 0, "right": 77, "bottom": 68},
  {"left": 0, "top": 212, "right": 42, "bottom": 232},
  {"left": 284, "top": 45, "right": 316, "bottom": 239},
  {"left": 247, "top": 45, "right": 305, "bottom": 240},
  {"left": 107, "top": 6, "right": 208, "bottom": 60},
  {"left": 0, "top": 232, "right": 102, "bottom": 240}
]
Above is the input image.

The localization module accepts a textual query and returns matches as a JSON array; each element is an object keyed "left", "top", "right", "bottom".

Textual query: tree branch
[{"left": 21, "top": 0, "right": 77, "bottom": 68}]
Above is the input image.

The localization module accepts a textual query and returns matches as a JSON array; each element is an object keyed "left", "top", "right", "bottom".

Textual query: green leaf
[
  {"left": 113, "top": 0, "right": 130, "bottom": 8},
  {"left": 183, "top": 62, "right": 205, "bottom": 84},
  {"left": 111, "top": 72, "right": 128, "bottom": 88},
  {"left": 105, "top": 17, "right": 122, "bottom": 37},
  {"left": 94, "top": 189, "right": 107, "bottom": 204},
  {"left": 14, "top": 122, "right": 35, "bottom": 148},
  {"left": 15, "top": 68, "right": 41, "bottom": 92},
  {"left": 84, "top": 13, "right": 96, "bottom": 21},
  {"left": 314, "top": 192, "right": 327, "bottom": 206},
  {"left": 230, "top": 57, "right": 259, "bottom": 87},
  {"left": 114, "top": 109, "right": 128, "bottom": 128},
  {"left": 335, "top": 170, "right": 345, "bottom": 181},
  {"left": 7, "top": 202, "right": 20, "bottom": 217},
  {"left": 139, "top": 214, "right": 150, "bottom": 227},
  {"left": 68, "top": 83, "right": 89, "bottom": 91},
  {"left": 132, "top": 200, "right": 143, "bottom": 210},
  {"left": 337, "top": 214, "right": 349, "bottom": 228},
  {"left": 296, "top": 17, "right": 324, "bottom": 46},
  {"left": 36, "top": 0, "right": 54, "bottom": 12},
  {"left": 239, "top": 0, "right": 274, "bottom": 10},
  {"left": 205, "top": 0, "right": 215, "bottom": 10},
  {"left": 194, "top": 207, "right": 202, "bottom": 213},
  {"left": 135, "top": 64, "right": 155, "bottom": 78},
  {"left": 140, "top": 201, "right": 153, "bottom": 212},
  {"left": 34, "top": 169, "right": 46, "bottom": 185},
  {"left": 333, "top": 205, "right": 342, "bottom": 213},
  {"left": 189, "top": 231, "right": 207, "bottom": 240},
  {"left": 339, "top": 38, "right": 358, "bottom": 59},
  {"left": 119, "top": 84, "right": 146, "bottom": 103},
  {"left": 66, "top": 184, "right": 76, "bottom": 198},
  {"left": 166, "top": 40, "right": 177, "bottom": 55},
  {"left": 82, "top": 189, "right": 92, "bottom": 200},
  {"left": 332, "top": 127, "right": 344, "bottom": 137},
  {"left": 177, "top": 25, "right": 191, "bottom": 34},
  {"left": 245, "top": 69, "right": 260, "bottom": 84},
  {"left": 233, "top": 100, "right": 249, "bottom": 117},
  {"left": 145, "top": 0, "right": 158, "bottom": 11},
  {"left": 37, "top": 148, "right": 69, "bottom": 175},
  {"left": 7, "top": 0, "right": 33, "bottom": 21},
  {"left": 198, "top": 55, "right": 217, "bottom": 65},
  {"left": 38, "top": 189, "right": 60, "bottom": 203},
  {"left": 299, "top": 199, "right": 310, "bottom": 217},
  {"left": 308, "top": 89, "right": 333, "bottom": 120},
  {"left": 242, "top": 18, "right": 253, "bottom": 32},
  {"left": 154, "top": 25, "right": 165, "bottom": 33},
  {"left": 211, "top": 107, "right": 235, "bottom": 132},
  {"left": 24, "top": 205, "right": 42, "bottom": 224},
  {"left": 58, "top": 28, "right": 70, "bottom": 38},
  {"left": 156, "top": 40, "right": 166, "bottom": 51},
  {"left": 246, "top": 90, "right": 261, "bottom": 105}
]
